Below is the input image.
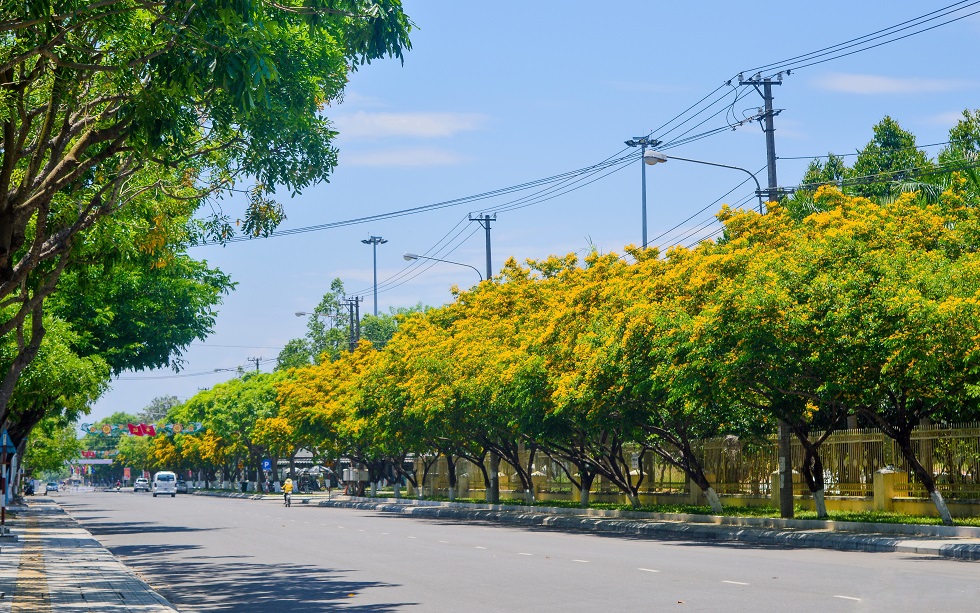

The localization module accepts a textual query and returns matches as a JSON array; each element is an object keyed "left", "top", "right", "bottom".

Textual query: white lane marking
[
  {"left": 834, "top": 596, "right": 861, "bottom": 602},
  {"left": 358, "top": 529, "right": 365, "bottom": 532},
  {"left": 337, "top": 526, "right": 345, "bottom": 529},
  {"left": 571, "top": 559, "right": 590, "bottom": 563},
  {"left": 475, "top": 546, "right": 487, "bottom": 550},
  {"left": 638, "top": 568, "right": 660, "bottom": 573},
  {"left": 438, "top": 540, "right": 449, "bottom": 544},
  {"left": 381, "top": 532, "right": 389, "bottom": 535},
  {"left": 723, "top": 581, "right": 749, "bottom": 586},
  {"left": 407, "top": 536, "right": 417, "bottom": 539},
  {"left": 518, "top": 553, "right": 533, "bottom": 556}
]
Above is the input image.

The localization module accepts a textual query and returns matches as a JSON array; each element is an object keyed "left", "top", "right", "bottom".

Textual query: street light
[
  {"left": 403, "top": 252, "right": 483, "bottom": 281},
  {"left": 625, "top": 136, "right": 662, "bottom": 248},
  {"left": 361, "top": 236, "right": 387, "bottom": 317},
  {"left": 643, "top": 150, "right": 765, "bottom": 213}
]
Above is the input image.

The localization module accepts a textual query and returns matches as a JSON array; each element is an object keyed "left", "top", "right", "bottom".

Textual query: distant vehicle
[
  {"left": 45, "top": 482, "right": 58, "bottom": 493},
  {"left": 152, "top": 471, "right": 177, "bottom": 498},
  {"left": 133, "top": 477, "right": 150, "bottom": 492},
  {"left": 175, "top": 480, "right": 189, "bottom": 494}
]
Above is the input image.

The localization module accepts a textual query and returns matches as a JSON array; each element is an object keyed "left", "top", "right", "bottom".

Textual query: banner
[
  {"left": 79, "top": 422, "right": 203, "bottom": 437},
  {"left": 80, "top": 450, "right": 119, "bottom": 458}
]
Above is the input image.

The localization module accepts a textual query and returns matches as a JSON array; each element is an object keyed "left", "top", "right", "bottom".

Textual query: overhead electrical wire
[
  {"left": 740, "top": 1, "right": 980, "bottom": 75},
  {"left": 118, "top": 358, "right": 278, "bottom": 381}
]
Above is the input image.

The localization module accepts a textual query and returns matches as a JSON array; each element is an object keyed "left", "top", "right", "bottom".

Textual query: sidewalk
[{"left": 0, "top": 498, "right": 176, "bottom": 612}]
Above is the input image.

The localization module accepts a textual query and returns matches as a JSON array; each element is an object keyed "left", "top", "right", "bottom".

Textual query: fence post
[{"left": 874, "top": 468, "right": 900, "bottom": 511}]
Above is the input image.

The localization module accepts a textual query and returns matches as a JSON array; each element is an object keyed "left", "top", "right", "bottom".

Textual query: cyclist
[{"left": 283, "top": 478, "right": 293, "bottom": 507}]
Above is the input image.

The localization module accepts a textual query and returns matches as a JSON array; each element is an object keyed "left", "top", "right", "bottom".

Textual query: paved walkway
[{"left": 0, "top": 498, "right": 176, "bottom": 612}]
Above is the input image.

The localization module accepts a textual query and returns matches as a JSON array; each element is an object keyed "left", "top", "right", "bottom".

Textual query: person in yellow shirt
[{"left": 283, "top": 478, "right": 293, "bottom": 507}]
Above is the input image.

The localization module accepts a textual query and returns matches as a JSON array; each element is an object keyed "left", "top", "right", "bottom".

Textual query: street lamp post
[
  {"left": 625, "top": 136, "right": 663, "bottom": 248},
  {"left": 361, "top": 236, "right": 387, "bottom": 317},
  {"left": 642, "top": 150, "right": 765, "bottom": 213},
  {"left": 403, "top": 252, "right": 483, "bottom": 282}
]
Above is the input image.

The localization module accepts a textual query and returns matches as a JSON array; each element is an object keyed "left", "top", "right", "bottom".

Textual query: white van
[{"left": 152, "top": 471, "right": 177, "bottom": 498}]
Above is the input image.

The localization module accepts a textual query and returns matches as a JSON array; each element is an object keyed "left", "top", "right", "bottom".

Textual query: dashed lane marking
[
  {"left": 834, "top": 596, "right": 861, "bottom": 602},
  {"left": 638, "top": 568, "right": 660, "bottom": 573},
  {"left": 723, "top": 581, "right": 749, "bottom": 586},
  {"left": 475, "top": 546, "right": 487, "bottom": 550},
  {"left": 517, "top": 553, "right": 533, "bottom": 556},
  {"left": 571, "top": 559, "right": 590, "bottom": 563}
]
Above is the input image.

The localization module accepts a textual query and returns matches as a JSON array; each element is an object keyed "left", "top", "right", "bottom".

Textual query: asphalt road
[{"left": 54, "top": 490, "right": 979, "bottom": 612}]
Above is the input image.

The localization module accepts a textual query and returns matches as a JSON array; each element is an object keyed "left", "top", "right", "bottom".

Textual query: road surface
[{"left": 54, "top": 491, "right": 979, "bottom": 612}]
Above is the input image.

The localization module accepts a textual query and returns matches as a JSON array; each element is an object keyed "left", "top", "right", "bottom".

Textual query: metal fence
[{"left": 425, "top": 422, "right": 980, "bottom": 501}]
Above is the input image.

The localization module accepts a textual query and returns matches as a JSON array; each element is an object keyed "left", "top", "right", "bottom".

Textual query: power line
[
  {"left": 118, "top": 358, "right": 277, "bottom": 381},
  {"left": 778, "top": 140, "right": 954, "bottom": 161},
  {"left": 742, "top": 1, "right": 980, "bottom": 75}
]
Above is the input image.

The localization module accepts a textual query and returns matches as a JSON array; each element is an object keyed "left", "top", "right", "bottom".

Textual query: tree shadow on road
[
  {"left": 84, "top": 521, "right": 216, "bottom": 536},
  {"left": 110, "top": 553, "right": 418, "bottom": 612}
]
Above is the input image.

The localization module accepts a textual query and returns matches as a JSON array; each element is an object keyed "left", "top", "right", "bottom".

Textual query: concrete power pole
[
  {"left": 740, "top": 71, "right": 794, "bottom": 519},
  {"left": 469, "top": 212, "right": 499, "bottom": 503},
  {"left": 469, "top": 213, "right": 496, "bottom": 280}
]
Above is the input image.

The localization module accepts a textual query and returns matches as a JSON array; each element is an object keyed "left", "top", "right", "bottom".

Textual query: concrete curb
[{"left": 316, "top": 499, "right": 980, "bottom": 561}]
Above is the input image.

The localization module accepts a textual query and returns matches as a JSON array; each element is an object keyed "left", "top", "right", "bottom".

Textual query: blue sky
[{"left": 90, "top": 1, "right": 980, "bottom": 422}]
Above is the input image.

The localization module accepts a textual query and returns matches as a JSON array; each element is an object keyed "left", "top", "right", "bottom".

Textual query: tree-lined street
[{"left": 56, "top": 492, "right": 980, "bottom": 612}]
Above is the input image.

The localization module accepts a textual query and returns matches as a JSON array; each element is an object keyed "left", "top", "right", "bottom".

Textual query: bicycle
[{"left": 284, "top": 491, "right": 291, "bottom": 507}]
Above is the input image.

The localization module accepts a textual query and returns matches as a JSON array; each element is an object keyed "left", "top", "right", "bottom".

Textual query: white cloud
[
  {"left": 333, "top": 111, "right": 488, "bottom": 140},
  {"left": 927, "top": 110, "right": 969, "bottom": 126},
  {"left": 811, "top": 73, "right": 975, "bottom": 94},
  {"left": 342, "top": 147, "right": 467, "bottom": 167}
]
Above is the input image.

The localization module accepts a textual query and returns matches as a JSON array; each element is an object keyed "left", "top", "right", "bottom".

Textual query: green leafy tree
[
  {"left": 23, "top": 416, "right": 80, "bottom": 477},
  {"left": 0, "top": 2, "right": 412, "bottom": 431},
  {"left": 850, "top": 116, "right": 932, "bottom": 200},
  {"left": 275, "top": 339, "right": 314, "bottom": 371}
]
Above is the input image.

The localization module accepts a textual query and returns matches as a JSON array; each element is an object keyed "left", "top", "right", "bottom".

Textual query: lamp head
[
  {"left": 403, "top": 252, "right": 419, "bottom": 261},
  {"left": 643, "top": 150, "right": 668, "bottom": 166}
]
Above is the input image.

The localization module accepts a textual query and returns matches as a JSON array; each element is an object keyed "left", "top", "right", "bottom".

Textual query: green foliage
[{"left": 23, "top": 417, "right": 80, "bottom": 476}]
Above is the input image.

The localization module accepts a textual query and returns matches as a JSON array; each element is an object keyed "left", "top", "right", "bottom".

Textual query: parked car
[
  {"left": 175, "top": 480, "right": 189, "bottom": 494},
  {"left": 133, "top": 477, "right": 150, "bottom": 492},
  {"left": 45, "top": 482, "right": 58, "bottom": 493}
]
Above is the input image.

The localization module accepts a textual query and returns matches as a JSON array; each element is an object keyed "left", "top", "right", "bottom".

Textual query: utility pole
[
  {"left": 741, "top": 71, "right": 793, "bottom": 518},
  {"left": 469, "top": 213, "right": 496, "bottom": 280},
  {"left": 625, "top": 136, "right": 662, "bottom": 247},
  {"left": 341, "top": 297, "right": 362, "bottom": 352},
  {"left": 360, "top": 236, "right": 387, "bottom": 317},
  {"left": 247, "top": 356, "right": 262, "bottom": 372},
  {"left": 739, "top": 72, "right": 788, "bottom": 211},
  {"left": 469, "top": 212, "right": 499, "bottom": 503}
]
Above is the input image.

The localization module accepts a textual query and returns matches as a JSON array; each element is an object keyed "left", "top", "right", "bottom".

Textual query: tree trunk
[
  {"left": 446, "top": 454, "right": 457, "bottom": 501},
  {"left": 488, "top": 452, "right": 500, "bottom": 504},
  {"left": 800, "top": 443, "right": 828, "bottom": 519},
  {"left": 897, "top": 438, "right": 953, "bottom": 526},
  {"left": 579, "top": 472, "right": 596, "bottom": 507}
]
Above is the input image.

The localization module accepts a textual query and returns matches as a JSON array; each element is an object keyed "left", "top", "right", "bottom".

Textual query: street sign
[{"left": 261, "top": 459, "right": 272, "bottom": 471}]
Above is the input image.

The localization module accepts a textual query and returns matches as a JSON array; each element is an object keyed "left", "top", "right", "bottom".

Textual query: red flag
[
  {"left": 128, "top": 423, "right": 141, "bottom": 435},
  {"left": 141, "top": 423, "right": 157, "bottom": 437}
]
